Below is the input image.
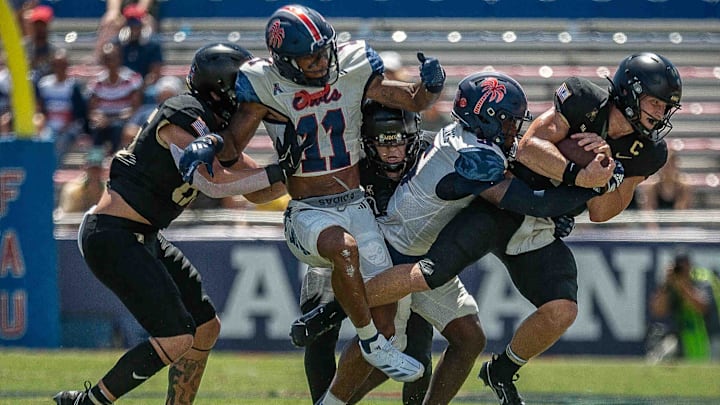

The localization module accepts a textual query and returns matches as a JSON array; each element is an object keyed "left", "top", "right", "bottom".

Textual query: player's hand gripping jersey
[{"left": 236, "top": 40, "right": 382, "bottom": 176}]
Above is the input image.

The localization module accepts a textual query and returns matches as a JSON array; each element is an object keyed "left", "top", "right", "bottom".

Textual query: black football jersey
[
  {"left": 360, "top": 158, "right": 398, "bottom": 217},
  {"left": 513, "top": 77, "right": 667, "bottom": 190},
  {"left": 108, "top": 94, "right": 221, "bottom": 228}
]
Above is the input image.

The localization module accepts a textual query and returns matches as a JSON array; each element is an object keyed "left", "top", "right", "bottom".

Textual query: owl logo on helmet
[
  {"left": 608, "top": 52, "right": 682, "bottom": 142},
  {"left": 265, "top": 4, "right": 339, "bottom": 87},
  {"left": 452, "top": 72, "right": 532, "bottom": 155},
  {"left": 187, "top": 43, "right": 253, "bottom": 128}
]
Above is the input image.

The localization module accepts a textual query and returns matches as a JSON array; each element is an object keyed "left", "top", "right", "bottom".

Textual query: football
[{"left": 556, "top": 137, "right": 609, "bottom": 167}]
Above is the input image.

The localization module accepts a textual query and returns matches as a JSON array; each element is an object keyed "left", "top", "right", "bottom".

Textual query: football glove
[
  {"left": 552, "top": 215, "right": 575, "bottom": 238},
  {"left": 417, "top": 52, "right": 446, "bottom": 94},
  {"left": 593, "top": 160, "right": 625, "bottom": 195},
  {"left": 178, "top": 133, "right": 224, "bottom": 184},
  {"left": 266, "top": 123, "right": 314, "bottom": 184}
]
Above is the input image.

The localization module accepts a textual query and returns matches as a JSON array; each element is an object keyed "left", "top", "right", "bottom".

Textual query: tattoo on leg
[{"left": 166, "top": 356, "right": 208, "bottom": 405}]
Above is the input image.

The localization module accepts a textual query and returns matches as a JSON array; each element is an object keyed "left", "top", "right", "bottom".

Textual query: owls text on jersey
[
  {"left": 235, "top": 40, "right": 383, "bottom": 177},
  {"left": 379, "top": 123, "right": 507, "bottom": 256}
]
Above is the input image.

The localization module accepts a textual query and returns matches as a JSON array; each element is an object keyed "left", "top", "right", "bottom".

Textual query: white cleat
[{"left": 359, "top": 334, "right": 424, "bottom": 382}]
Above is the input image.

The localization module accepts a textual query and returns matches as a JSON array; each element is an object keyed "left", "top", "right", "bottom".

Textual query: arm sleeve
[
  {"left": 169, "top": 144, "right": 272, "bottom": 198},
  {"left": 498, "top": 178, "right": 598, "bottom": 217}
]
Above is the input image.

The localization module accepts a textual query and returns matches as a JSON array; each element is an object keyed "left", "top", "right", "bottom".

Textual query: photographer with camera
[{"left": 649, "top": 251, "right": 720, "bottom": 361}]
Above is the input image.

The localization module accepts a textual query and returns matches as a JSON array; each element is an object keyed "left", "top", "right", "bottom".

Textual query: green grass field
[{"left": 1, "top": 349, "right": 719, "bottom": 404}]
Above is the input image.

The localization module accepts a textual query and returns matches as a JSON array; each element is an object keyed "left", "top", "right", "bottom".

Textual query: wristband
[
  {"left": 265, "top": 164, "right": 285, "bottom": 184},
  {"left": 219, "top": 156, "right": 239, "bottom": 168},
  {"left": 562, "top": 161, "right": 581, "bottom": 186}
]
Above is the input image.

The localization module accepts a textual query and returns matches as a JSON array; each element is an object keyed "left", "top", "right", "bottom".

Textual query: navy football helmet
[
  {"left": 265, "top": 4, "right": 338, "bottom": 87},
  {"left": 452, "top": 72, "right": 532, "bottom": 153},
  {"left": 362, "top": 100, "right": 421, "bottom": 175},
  {"left": 187, "top": 43, "right": 253, "bottom": 126},
  {"left": 609, "top": 52, "right": 682, "bottom": 142}
]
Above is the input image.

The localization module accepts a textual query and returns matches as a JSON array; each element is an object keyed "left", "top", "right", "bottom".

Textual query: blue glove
[
  {"left": 417, "top": 52, "right": 446, "bottom": 93},
  {"left": 594, "top": 160, "right": 625, "bottom": 194},
  {"left": 552, "top": 215, "right": 575, "bottom": 238},
  {"left": 178, "top": 133, "right": 224, "bottom": 184},
  {"left": 265, "top": 124, "right": 314, "bottom": 184}
]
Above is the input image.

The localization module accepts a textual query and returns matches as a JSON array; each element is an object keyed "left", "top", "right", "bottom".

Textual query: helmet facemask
[{"left": 362, "top": 101, "right": 421, "bottom": 178}]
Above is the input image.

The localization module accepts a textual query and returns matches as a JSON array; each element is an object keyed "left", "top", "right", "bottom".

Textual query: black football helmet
[
  {"left": 452, "top": 71, "right": 532, "bottom": 154},
  {"left": 608, "top": 52, "right": 682, "bottom": 142},
  {"left": 187, "top": 43, "right": 252, "bottom": 126},
  {"left": 265, "top": 4, "right": 338, "bottom": 87},
  {"left": 361, "top": 100, "right": 421, "bottom": 175}
]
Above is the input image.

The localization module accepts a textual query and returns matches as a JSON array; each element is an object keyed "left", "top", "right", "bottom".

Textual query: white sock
[
  {"left": 320, "top": 391, "right": 346, "bottom": 405},
  {"left": 355, "top": 322, "right": 378, "bottom": 341}
]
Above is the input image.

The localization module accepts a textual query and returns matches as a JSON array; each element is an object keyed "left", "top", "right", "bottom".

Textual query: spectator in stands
[
  {"left": 56, "top": 147, "right": 106, "bottom": 214},
  {"left": 649, "top": 251, "right": 720, "bottom": 361},
  {"left": 640, "top": 149, "right": 694, "bottom": 210},
  {"left": 115, "top": 3, "right": 164, "bottom": 88},
  {"left": 24, "top": 3, "right": 56, "bottom": 84},
  {"left": 0, "top": 55, "right": 11, "bottom": 137},
  {"left": 96, "top": 0, "right": 158, "bottom": 62},
  {"left": 87, "top": 43, "right": 143, "bottom": 154},
  {"left": 122, "top": 74, "right": 183, "bottom": 146},
  {"left": 36, "top": 47, "right": 89, "bottom": 164}
]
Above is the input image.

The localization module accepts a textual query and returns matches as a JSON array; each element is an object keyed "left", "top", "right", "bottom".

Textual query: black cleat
[
  {"left": 290, "top": 302, "right": 343, "bottom": 347},
  {"left": 478, "top": 356, "right": 525, "bottom": 405},
  {"left": 53, "top": 381, "right": 91, "bottom": 405}
]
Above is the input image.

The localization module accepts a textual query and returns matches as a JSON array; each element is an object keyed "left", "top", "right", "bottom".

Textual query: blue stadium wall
[
  {"left": 56, "top": 236, "right": 720, "bottom": 355},
  {"left": 48, "top": 0, "right": 720, "bottom": 19}
]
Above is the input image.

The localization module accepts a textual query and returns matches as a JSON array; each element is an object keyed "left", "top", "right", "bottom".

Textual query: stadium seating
[{"left": 48, "top": 16, "right": 720, "bottom": 207}]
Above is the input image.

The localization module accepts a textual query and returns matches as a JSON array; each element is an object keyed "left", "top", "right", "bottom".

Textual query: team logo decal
[
  {"left": 267, "top": 19, "right": 285, "bottom": 49},
  {"left": 473, "top": 77, "right": 506, "bottom": 114},
  {"left": 586, "top": 108, "right": 599, "bottom": 122},
  {"left": 273, "top": 83, "right": 283, "bottom": 96},
  {"left": 556, "top": 82, "right": 572, "bottom": 103}
]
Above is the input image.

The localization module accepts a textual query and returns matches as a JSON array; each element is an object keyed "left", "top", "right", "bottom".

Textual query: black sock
[
  {"left": 304, "top": 325, "right": 340, "bottom": 403},
  {"left": 101, "top": 340, "right": 167, "bottom": 399},
  {"left": 492, "top": 351, "right": 521, "bottom": 383},
  {"left": 87, "top": 385, "right": 112, "bottom": 405}
]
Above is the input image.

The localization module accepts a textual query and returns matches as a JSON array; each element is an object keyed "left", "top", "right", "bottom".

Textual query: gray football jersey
[{"left": 378, "top": 122, "right": 507, "bottom": 256}]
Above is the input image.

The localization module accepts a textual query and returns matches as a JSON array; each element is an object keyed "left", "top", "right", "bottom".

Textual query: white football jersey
[
  {"left": 379, "top": 122, "right": 507, "bottom": 256},
  {"left": 236, "top": 40, "right": 382, "bottom": 177}
]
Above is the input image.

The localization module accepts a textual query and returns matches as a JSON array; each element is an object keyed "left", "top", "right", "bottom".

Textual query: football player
[
  {"left": 197, "top": 3, "right": 448, "bottom": 392},
  {"left": 53, "top": 43, "right": 301, "bottom": 405},
  {"left": 296, "top": 101, "right": 436, "bottom": 404},
  {"left": 298, "top": 71, "right": 624, "bottom": 405}
]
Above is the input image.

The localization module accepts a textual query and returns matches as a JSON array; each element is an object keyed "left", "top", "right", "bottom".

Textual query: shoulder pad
[
  {"left": 455, "top": 148, "right": 506, "bottom": 183},
  {"left": 235, "top": 71, "right": 261, "bottom": 104}
]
